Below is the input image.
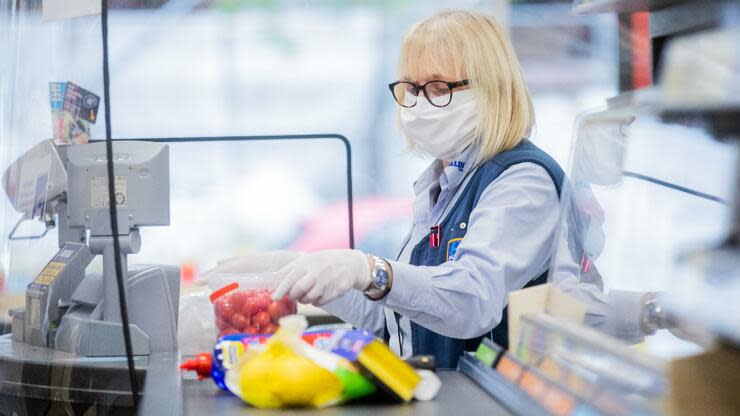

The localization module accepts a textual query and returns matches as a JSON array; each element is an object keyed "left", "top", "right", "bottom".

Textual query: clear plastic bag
[
  {"left": 209, "top": 273, "right": 296, "bottom": 336},
  {"left": 178, "top": 289, "right": 218, "bottom": 356}
]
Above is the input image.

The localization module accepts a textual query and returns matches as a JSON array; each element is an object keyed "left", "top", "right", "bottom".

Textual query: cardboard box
[
  {"left": 507, "top": 284, "right": 587, "bottom": 351},
  {"left": 668, "top": 343, "right": 740, "bottom": 416}
]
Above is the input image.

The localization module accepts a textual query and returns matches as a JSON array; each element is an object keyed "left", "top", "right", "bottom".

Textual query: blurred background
[{"left": 0, "top": 0, "right": 618, "bottom": 298}]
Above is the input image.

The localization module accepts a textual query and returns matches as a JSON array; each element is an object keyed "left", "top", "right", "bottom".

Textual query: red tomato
[
  {"left": 252, "top": 311, "right": 271, "bottom": 329},
  {"left": 228, "top": 290, "right": 247, "bottom": 310},
  {"left": 231, "top": 313, "right": 249, "bottom": 330},
  {"left": 219, "top": 327, "right": 239, "bottom": 337},
  {"left": 216, "top": 301, "right": 235, "bottom": 320},
  {"left": 281, "top": 296, "right": 297, "bottom": 314},
  {"left": 262, "top": 323, "right": 277, "bottom": 334},
  {"left": 213, "top": 297, "right": 225, "bottom": 313},
  {"left": 267, "top": 301, "right": 288, "bottom": 322},
  {"left": 216, "top": 317, "right": 229, "bottom": 330},
  {"left": 242, "top": 325, "right": 259, "bottom": 334},
  {"left": 241, "top": 298, "right": 258, "bottom": 317},
  {"left": 253, "top": 293, "right": 272, "bottom": 312}
]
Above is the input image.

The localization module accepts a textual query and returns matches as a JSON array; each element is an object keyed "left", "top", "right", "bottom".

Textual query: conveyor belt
[
  {"left": 0, "top": 333, "right": 513, "bottom": 416},
  {"left": 181, "top": 370, "right": 513, "bottom": 415}
]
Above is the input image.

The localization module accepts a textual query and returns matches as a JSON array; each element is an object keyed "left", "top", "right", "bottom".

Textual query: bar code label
[{"left": 34, "top": 262, "right": 66, "bottom": 286}]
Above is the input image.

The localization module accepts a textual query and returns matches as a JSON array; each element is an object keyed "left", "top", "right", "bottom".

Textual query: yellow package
[{"left": 224, "top": 315, "right": 345, "bottom": 408}]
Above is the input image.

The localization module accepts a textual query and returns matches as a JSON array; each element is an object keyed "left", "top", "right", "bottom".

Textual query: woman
[
  {"left": 205, "top": 10, "right": 691, "bottom": 365},
  {"left": 211, "top": 10, "right": 567, "bottom": 368}
]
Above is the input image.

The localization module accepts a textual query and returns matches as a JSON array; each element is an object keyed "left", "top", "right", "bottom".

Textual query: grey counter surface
[
  {"left": 182, "top": 370, "right": 513, "bottom": 415},
  {"left": 0, "top": 334, "right": 513, "bottom": 415}
]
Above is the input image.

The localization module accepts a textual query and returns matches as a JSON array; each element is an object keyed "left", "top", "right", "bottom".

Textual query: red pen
[
  {"left": 580, "top": 251, "right": 591, "bottom": 273},
  {"left": 430, "top": 225, "right": 441, "bottom": 248}
]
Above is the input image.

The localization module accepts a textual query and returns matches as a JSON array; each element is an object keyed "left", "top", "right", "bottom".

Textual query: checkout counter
[{"left": 182, "top": 371, "right": 512, "bottom": 415}]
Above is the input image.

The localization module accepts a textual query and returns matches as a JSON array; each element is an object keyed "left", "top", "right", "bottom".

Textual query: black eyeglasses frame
[{"left": 388, "top": 79, "right": 470, "bottom": 108}]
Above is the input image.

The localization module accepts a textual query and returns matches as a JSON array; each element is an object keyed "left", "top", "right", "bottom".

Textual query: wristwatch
[{"left": 364, "top": 254, "right": 393, "bottom": 301}]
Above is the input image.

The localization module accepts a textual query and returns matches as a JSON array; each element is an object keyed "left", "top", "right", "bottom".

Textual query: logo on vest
[
  {"left": 446, "top": 238, "right": 463, "bottom": 261},
  {"left": 449, "top": 160, "right": 465, "bottom": 172}
]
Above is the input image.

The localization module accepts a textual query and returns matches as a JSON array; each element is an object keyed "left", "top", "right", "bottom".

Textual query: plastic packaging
[
  {"left": 225, "top": 315, "right": 375, "bottom": 409},
  {"left": 180, "top": 329, "right": 337, "bottom": 392},
  {"left": 414, "top": 370, "right": 442, "bottom": 401},
  {"left": 326, "top": 329, "right": 423, "bottom": 402},
  {"left": 177, "top": 289, "right": 218, "bottom": 356},
  {"left": 209, "top": 273, "right": 296, "bottom": 336}
]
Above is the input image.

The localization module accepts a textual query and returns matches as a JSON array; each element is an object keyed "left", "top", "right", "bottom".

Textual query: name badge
[{"left": 446, "top": 238, "right": 463, "bottom": 261}]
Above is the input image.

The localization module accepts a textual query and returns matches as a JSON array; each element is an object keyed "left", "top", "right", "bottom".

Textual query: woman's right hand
[{"left": 195, "top": 250, "right": 303, "bottom": 286}]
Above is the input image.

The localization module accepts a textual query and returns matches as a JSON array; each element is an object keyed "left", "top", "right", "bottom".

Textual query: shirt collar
[
  {"left": 412, "top": 159, "right": 444, "bottom": 195},
  {"left": 440, "top": 144, "right": 480, "bottom": 193},
  {"left": 411, "top": 143, "right": 481, "bottom": 196}
]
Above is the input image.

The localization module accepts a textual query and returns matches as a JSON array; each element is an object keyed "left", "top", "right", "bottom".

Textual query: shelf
[
  {"left": 659, "top": 106, "right": 740, "bottom": 141},
  {"left": 650, "top": 0, "right": 728, "bottom": 38},
  {"left": 458, "top": 353, "right": 551, "bottom": 416},
  {"left": 593, "top": 89, "right": 740, "bottom": 141},
  {"left": 571, "top": 0, "right": 684, "bottom": 15},
  {"left": 671, "top": 246, "right": 740, "bottom": 349}
]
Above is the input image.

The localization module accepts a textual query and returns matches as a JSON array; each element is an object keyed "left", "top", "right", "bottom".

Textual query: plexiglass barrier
[{"left": 548, "top": 108, "right": 737, "bottom": 357}]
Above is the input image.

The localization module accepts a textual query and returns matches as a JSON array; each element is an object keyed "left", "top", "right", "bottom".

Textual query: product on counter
[
  {"left": 224, "top": 315, "right": 376, "bottom": 409},
  {"left": 182, "top": 316, "right": 442, "bottom": 408},
  {"left": 210, "top": 280, "right": 296, "bottom": 337},
  {"left": 326, "top": 329, "right": 428, "bottom": 402},
  {"left": 180, "top": 329, "right": 336, "bottom": 392},
  {"left": 414, "top": 369, "right": 442, "bottom": 401}
]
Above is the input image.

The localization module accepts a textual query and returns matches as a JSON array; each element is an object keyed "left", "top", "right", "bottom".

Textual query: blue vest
[{"left": 404, "top": 140, "right": 564, "bottom": 369}]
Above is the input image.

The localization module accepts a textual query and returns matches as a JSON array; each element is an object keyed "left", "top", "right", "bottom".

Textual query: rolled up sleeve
[{"left": 380, "top": 163, "right": 562, "bottom": 339}]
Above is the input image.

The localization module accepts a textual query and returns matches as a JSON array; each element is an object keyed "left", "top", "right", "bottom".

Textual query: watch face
[{"left": 376, "top": 269, "right": 388, "bottom": 286}]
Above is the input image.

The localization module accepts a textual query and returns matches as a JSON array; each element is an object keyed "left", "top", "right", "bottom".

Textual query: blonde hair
[{"left": 398, "top": 10, "right": 534, "bottom": 163}]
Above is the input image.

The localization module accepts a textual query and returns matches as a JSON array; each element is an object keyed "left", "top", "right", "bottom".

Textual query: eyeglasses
[{"left": 388, "top": 79, "right": 469, "bottom": 108}]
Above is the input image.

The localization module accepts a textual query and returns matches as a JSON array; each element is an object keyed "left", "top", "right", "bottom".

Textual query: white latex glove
[
  {"left": 272, "top": 249, "right": 372, "bottom": 306},
  {"left": 196, "top": 250, "right": 302, "bottom": 286}
]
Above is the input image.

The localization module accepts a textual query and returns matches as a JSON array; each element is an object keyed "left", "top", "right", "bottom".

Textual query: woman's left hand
[{"left": 272, "top": 249, "right": 372, "bottom": 306}]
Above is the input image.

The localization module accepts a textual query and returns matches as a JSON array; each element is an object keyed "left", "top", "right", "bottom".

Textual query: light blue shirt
[{"left": 322, "top": 143, "right": 647, "bottom": 355}]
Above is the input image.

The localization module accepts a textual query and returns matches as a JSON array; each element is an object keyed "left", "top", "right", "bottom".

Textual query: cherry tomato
[
  {"left": 253, "top": 293, "right": 272, "bottom": 312},
  {"left": 228, "top": 290, "right": 247, "bottom": 310},
  {"left": 216, "top": 317, "right": 229, "bottom": 330},
  {"left": 241, "top": 298, "right": 258, "bottom": 317},
  {"left": 242, "top": 325, "right": 259, "bottom": 334},
  {"left": 281, "top": 296, "right": 297, "bottom": 314},
  {"left": 219, "top": 327, "right": 239, "bottom": 337},
  {"left": 231, "top": 313, "right": 249, "bottom": 330},
  {"left": 252, "top": 311, "right": 271, "bottom": 329},
  {"left": 261, "top": 323, "right": 277, "bottom": 334},
  {"left": 216, "top": 300, "right": 235, "bottom": 320},
  {"left": 267, "top": 301, "right": 288, "bottom": 322},
  {"left": 213, "top": 297, "right": 225, "bottom": 312}
]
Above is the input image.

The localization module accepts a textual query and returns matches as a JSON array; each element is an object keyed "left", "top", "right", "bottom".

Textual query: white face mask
[{"left": 400, "top": 89, "right": 479, "bottom": 160}]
